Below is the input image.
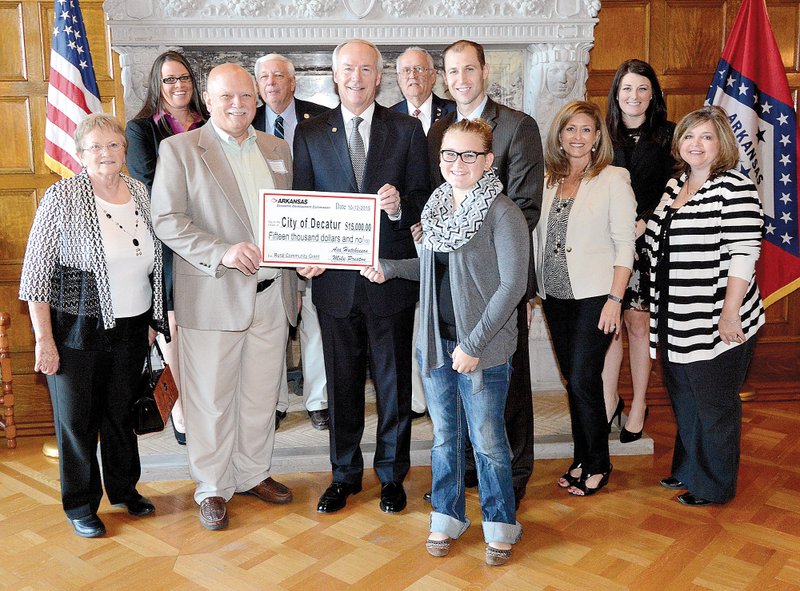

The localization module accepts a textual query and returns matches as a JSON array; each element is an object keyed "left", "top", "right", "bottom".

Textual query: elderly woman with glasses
[
  {"left": 19, "top": 113, "right": 167, "bottom": 538},
  {"left": 362, "top": 118, "right": 528, "bottom": 566}
]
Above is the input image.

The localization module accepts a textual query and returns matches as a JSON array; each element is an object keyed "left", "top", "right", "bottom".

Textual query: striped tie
[
  {"left": 273, "top": 115, "right": 284, "bottom": 139},
  {"left": 349, "top": 116, "right": 366, "bottom": 191},
  {"left": 412, "top": 108, "right": 421, "bottom": 118}
]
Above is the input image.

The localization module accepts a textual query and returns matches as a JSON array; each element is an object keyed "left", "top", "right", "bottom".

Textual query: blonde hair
[
  {"left": 672, "top": 106, "right": 740, "bottom": 177},
  {"left": 544, "top": 100, "right": 612, "bottom": 187},
  {"left": 74, "top": 113, "right": 126, "bottom": 152},
  {"left": 442, "top": 118, "right": 493, "bottom": 153}
]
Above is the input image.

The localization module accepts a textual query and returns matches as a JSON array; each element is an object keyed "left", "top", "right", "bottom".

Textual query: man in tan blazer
[{"left": 151, "top": 63, "right": 299, "bottom": 531}]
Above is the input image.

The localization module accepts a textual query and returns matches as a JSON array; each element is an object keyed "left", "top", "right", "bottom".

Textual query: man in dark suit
[
  {"left": 293, "top": 39, "right": 430, "bottom": 514},
  {"left": 253, "top": 53, "right": 331, "bottom": 433},
  {"left": 389, "top": 47, "right": 455, "bottom": 136},
  {"left": 389, "top": 46, "right": 456, "bottom": 423},
  {"left": 253, "top": 53, "right": 329, "bottom": 154},
  {"left": 428, "top": 39, "right": 544, "bottom": 508}
]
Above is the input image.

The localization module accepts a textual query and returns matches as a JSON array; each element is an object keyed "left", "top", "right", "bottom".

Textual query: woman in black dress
[
  {"left": 601, "top": 59, "right": 675, "bottom": 442},
  {"left": 125, "top": 51, "right": 207, "bottom": 445}
]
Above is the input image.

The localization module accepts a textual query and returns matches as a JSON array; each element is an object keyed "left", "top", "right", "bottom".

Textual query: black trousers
[
  {"left": 543, "top": 295, "right": 613, "bottom": 475},
  {"left": 47, "top": 313, "right": 149, "bottom": 519},
  {"left": 464, "top": 297, "right": 534, "bottom": 496},
  {"left": 318, "top": 282, "right": 415, "bottom": 486},
  {"left": 661, "top": 337, "right": 756, "bottom": 503}
]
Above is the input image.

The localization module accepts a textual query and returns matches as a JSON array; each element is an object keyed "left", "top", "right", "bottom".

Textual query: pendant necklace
[{"left": 97, "top": 201, "right": 142, "bottom": 256}]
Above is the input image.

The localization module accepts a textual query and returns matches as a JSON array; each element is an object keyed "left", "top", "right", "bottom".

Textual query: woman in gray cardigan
[{"left": 362, "top": 119, "right": 528, "bottom": 566}]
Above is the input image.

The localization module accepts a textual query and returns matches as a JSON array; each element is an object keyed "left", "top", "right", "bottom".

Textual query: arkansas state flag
[{"left": 705, "top": 0, "right": 800, "bottom": 307}]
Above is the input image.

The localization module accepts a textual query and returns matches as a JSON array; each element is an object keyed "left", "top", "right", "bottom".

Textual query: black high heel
[
  {"left": 568, "top": 465, "right": 612, "bottom": 497},
  {"left": 620, "top": 407, "right": 649, "bottom": 443},
  {"left": 608, "top": 397, "right": 624, "bottom": 431},
  {"left": 557, "top": 461, "right": 582, "bottom": 489}
]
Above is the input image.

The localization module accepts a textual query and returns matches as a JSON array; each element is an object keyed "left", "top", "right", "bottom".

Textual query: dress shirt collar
[
  {"left": 209, "top": 119, "right": 257, "bottom": 146},
  {"left": 407, "top": 94, "right": 433, "bottom": 134},
  {"left": 457, "top": 94, "right": 489, "bottom": 122}
]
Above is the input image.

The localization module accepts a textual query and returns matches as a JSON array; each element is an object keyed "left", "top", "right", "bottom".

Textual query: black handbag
[{"left": 132, "top": 341, "right": 178, "bottom": 435}]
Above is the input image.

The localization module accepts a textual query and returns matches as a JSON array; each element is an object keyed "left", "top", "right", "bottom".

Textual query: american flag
[
  {"left": 705, "top": 0, "right": 800, "bottom": 307},
  {"left": 44, "top": 0, "right": 102, "bottom": 178}
]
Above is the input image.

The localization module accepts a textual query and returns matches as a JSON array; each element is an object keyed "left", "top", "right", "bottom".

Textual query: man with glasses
[
  {"left": 427, "top": 39, "right": 544, "bottom": 510},
  {"left": 252, "top": 53, "right": 330, "bottom": 432},
  {"left": 390, "top": 47, "right": 455, "bottom": 136}
]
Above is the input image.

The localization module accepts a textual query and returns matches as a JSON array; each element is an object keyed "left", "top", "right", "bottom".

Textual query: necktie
[
  {"left": 412, "top": 108, "right": 421, "bottom": 118},
  {"left": 273, "top": 115, "right": 284, "bottom": 140},
  {"left": 349, "top": 116, "right": 366, "bottom": 191}
]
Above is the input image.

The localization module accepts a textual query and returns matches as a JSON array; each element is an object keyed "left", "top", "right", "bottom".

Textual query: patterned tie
[
  {"left": 349, "top": 116, "right": 366, "bottom": 191},
  {"left": 273, "top": 115, "right": 284, "bottom": 140},
  {"left": 412, "top": 108, "right": 421, "bottom": 118}
]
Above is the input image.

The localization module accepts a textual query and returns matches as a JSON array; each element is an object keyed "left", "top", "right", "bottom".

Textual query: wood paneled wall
[
  {"left": 0, "top": 0, "right": 798, "bottom": 436},
  {"left": 588, "top": 0, "right": 800, "bottom": 403},
  {"left": 0, "top": 0, "right": 124, "bottom": 435}
]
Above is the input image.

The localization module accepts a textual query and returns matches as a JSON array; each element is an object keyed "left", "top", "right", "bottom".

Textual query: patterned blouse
[
  {"left": 542, "top": 196, "right": 575, "bottom": 299},
  {"left": 19, "top": 170, "right": 166, "bottom": 348}
]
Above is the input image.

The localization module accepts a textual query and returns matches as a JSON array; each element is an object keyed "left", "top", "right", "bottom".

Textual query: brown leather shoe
[
  {"left": 239, "top": 477, "right": 293, "bottom": 504},
  {"left": 199, "top": 496, "right": 228, "bottom": 530}
]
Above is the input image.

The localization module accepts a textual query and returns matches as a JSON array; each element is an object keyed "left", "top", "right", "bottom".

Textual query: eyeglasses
[
  {"left": 399, "top": 66, "right": 432, "bottom": 77},
  {"left": 81, "top": 142, "right": 124, "bottom": 153},
  {"left": 162, "top": 75, "right": 192, "bottom": 85},
  {"left": 440, "top": 149, "right": 488, "bottom": 164}
]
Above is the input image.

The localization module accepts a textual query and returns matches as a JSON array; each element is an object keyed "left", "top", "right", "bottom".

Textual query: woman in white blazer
[{"left": 533, "top": 100, "right": 636, "bottom": 496}]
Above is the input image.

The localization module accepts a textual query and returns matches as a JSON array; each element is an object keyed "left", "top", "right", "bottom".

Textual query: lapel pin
[
  {"left": 304, "top": 114, "right": 310, "bottom": 119},
  {"left": 332, "top": 127, "right": 338, "bottom": 133}
]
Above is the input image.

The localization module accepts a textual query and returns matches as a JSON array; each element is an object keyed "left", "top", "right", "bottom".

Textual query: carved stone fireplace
[{"left": 102, "top": 0, "right": 602, "bottom": 392}]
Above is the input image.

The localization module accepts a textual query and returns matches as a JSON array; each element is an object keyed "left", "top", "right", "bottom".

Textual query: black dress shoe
[
  {"left": 410, "top": 410, "right": 428, "bottom": 420},
  {"left": 68, "top": 514, "right": 106, "bottom": 538},
  {"left": 114, "top": 496, "right": 155, "bottom": 517},
  {"left": 275, "top": 410, "right": 287, "bottom": 430},
  {"left": 423, "top": 490, "right": 432, "bottom": 504},
  {"left": 317, "top": 482, "right": 361, "bottom": 513},
  {"left": 660, "top": 476, "right": 687, "bottom": 490},
  {"left": 379, "top": 481, "right": 407, "bottom": 513},
  {"left": 308, "top": 409, "right": 329, "bottom": 430},
  {"left": 677, "top": 492, "right": 714, "bottom": 506}
]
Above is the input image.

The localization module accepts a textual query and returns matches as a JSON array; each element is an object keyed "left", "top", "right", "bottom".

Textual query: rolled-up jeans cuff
[
  {"left": 482, "top": 520, "right": 522, "bottom": 545},
  {"left": 430, "top": 511, "right": 470, "bottom": 539}
]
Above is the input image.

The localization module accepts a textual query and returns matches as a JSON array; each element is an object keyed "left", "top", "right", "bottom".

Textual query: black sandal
[
  {"left": 557, "top": 462, "right": 582, "bottom": 489},
  {"left": 568, "top": 465, "right": 612, "bottom": 497}
]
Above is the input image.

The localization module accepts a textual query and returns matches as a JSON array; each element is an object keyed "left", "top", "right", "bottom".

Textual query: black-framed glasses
[
  {"left": 440, "top": 149, "right": 488, "bottom": 164},
  {"left": 162, "top": 75, "right": 192, "bottom": 85},
  {"left": 399, "top": 66, "right": 432, "bottom": 77}
]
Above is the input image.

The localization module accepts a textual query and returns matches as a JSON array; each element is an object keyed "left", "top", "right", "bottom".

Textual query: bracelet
[{"left": 607, "top": 294, "right": 623, "bottom": 303}]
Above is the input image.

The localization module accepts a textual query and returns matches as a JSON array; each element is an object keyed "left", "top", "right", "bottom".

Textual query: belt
[{"left": 256, "top": 278, "right": 275, "bottom": 293}]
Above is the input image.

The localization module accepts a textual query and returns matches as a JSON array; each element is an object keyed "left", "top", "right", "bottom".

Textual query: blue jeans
[{"left": 421, "top": 339, "right": 522, "bottom": 545}]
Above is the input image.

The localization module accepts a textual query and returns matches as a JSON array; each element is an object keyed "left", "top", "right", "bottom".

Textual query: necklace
[{"left": 97, "top": 201, "right": 142, "bottom": 256}]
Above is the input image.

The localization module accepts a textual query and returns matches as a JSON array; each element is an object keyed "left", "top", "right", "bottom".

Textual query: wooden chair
[{"left": 0, "top": 312, "right": 17, "bottom": 448}]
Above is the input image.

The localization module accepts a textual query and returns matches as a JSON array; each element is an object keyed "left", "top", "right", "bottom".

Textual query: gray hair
[
  {"left": 74, "top": 113, "right": 127, "bottom": 152},
  {"left": 395, "top": 47, "right": 434, "bottom": 73},
  {"left": 332, "top": 39, "right": 384, "bottom": 73},
  {"left": 254, "top": 53, "right": 296, "bottom": 79}
]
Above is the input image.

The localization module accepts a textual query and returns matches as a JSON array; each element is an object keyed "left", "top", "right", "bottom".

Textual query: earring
[
  {"left": 559, "top": 145, "right": 564, "bottom": 152},
  {"left": 591, "top": 145, "right": 597, "bottom": 152}
]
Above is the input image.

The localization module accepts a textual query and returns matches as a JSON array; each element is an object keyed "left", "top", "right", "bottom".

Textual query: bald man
[{"left": 151, "top": 63, "right": 301, "bottom": 531}]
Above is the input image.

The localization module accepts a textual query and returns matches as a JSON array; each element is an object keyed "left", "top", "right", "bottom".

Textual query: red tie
[{"left": 412, "top": 108, "right": 421, "bottom": 118}]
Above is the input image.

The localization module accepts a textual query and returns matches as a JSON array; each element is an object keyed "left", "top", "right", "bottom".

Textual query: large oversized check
[{"left": 259, "top": 189, "right": 381, "bottom": 270}]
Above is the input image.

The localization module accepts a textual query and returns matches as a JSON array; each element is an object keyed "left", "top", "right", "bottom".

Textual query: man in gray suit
[
  {"left": 428, "top": 39, "right": 544, "bottom": 508},
  {"left": 151, "top": 63, "right": 300, "bottom": 531}
]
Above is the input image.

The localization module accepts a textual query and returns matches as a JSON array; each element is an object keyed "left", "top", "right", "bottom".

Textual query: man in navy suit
[
  {"left": 253, "top": 53, "right": 329, "bottom": 154},
  {"left": 389, "top": 47, "right": 455, "bottom": 136},
  {"left": 293, "top": 39, "right": 430, "bottom": 514},
  {"left": 428, "top": 39, "right": 544, "bottom": 509},
  {"left": 252, "top": 53, "right": 331, "bottom": 433},
  {"left": 389, "top": 47, "right": 456, "bottom": 423}
]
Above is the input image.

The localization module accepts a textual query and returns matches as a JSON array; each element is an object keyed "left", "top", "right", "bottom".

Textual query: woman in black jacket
[
  {"left": 602, "top": 59, "right": 675, "bottom": 443},
  {"left": 125, "top": 51, "right": 207, "bottom": 445}
]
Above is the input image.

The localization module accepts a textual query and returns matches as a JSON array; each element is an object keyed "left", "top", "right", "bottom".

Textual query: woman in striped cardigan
[{"left": 645, "top": 106, "right": 765, "bottom": 506}]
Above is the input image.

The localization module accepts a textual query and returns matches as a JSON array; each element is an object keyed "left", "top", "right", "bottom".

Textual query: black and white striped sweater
[{"left": 645, "top": 169, "right": 765, "bottom": 363}]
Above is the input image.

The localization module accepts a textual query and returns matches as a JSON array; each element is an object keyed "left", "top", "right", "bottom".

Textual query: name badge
[{"left": 267, "top": 160, "right": 288, "bottom": 174}]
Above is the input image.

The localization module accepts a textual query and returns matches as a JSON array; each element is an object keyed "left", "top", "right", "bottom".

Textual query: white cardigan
[{"left": 533, "top": 165, "right": 637, "bottom": 300}]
